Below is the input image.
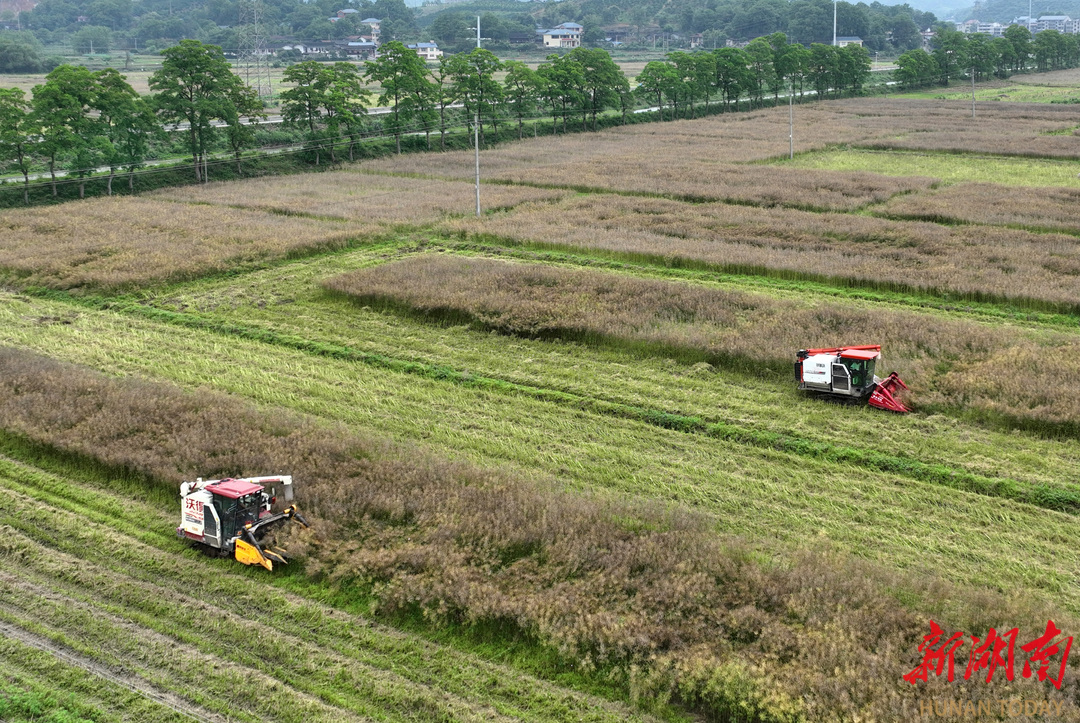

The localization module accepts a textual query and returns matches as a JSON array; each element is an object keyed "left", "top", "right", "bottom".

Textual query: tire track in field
[{"left": 0, "top": 618, "right": 224, "bottom": 723}]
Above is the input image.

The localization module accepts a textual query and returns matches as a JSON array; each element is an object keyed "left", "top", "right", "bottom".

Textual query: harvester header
[{"left": 795, "top": 345, "right": 910, "bottom": 413}]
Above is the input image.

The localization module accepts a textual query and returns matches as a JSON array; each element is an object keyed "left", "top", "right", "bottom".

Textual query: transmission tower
[{"left": 237, "top": 0, "right": 273, "bottom": 101}]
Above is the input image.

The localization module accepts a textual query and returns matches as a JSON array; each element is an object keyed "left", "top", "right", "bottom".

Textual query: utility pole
[
  {"left": 833, "top": 0, "right": 837, "bottom": 46},
  {"left": 971, "top": 67, "right": 976, "bottom": 118},
  {"left": 789, "top": 77, "right": 794, "bottom": 159},
  {"left": 475, "top": 17, "right": 480, "bottom": 217}
]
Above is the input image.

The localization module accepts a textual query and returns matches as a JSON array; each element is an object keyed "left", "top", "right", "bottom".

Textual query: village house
[
  {"left": 340, "top": 39, "right": 377, "bottom": 59},
  {"left": 407, "top": 41, "right": 443, "bottom": 61},
  {"left": 836, "top": 36, "right": 863, "bottom": 47},
  {"left": 539, "top": 22, "right": 582, "bottom": 48}
]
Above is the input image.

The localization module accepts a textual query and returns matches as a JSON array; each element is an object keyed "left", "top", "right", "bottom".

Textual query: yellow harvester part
[{"left": 234, "top": 538, "right": 273, "bottom": 571}]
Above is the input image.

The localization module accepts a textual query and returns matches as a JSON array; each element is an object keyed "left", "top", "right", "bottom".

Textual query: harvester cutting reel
[
  {"left": 177, "top": 475, "right": 309, "bottom": 571},
  {"left": 794, "top": 345, "right": 910, "bottom": 413}
]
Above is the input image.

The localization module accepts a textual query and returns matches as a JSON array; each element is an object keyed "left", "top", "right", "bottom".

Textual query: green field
[
  {"left": 780, "top": 147, "right": 1080, "bottom": 186},
  {"left": 3, "top": 95, "right": 1080, "bottom": 720}
]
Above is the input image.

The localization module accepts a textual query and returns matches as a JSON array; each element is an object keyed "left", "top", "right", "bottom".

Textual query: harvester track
[{"left": 0, "top": 618, "right": 226, "bottom": 723}]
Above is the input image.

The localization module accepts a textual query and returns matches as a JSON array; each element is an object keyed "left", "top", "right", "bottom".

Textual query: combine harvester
[
  {"left": 794, "top": 345, "right": 910, "bottom": 413},
  {"left": 178, "top": 475, "right": 308, "bottom": 570}
]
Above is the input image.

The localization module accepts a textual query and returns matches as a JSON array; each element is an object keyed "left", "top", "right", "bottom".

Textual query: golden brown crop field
[
  {"left": 880, "top": 182, "right": 1080, "bottom": 232},
  {"left": 8, "top": 94, "right": 1080, "bottom": 723},
  {"left": 440, "top": 193, "right": 1080, "bottom": 307},
  {"left": 158, "top": 171, "right": 571, "bottom": 221},
  {"left": 0, "top": 196, "right": 357, "bottom": 289}
]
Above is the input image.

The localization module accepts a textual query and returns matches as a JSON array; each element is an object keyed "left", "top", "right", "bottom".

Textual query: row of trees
[
  {"left": 281, "top": 36, "right": 872, "bottom": 159},
  {"left": 0, "top": 39, "right": 265, "bottom": 202},
  {"left": 896, "top": 26, "right": 1080, "bottom": 88},
  {"left": 8, "top": 27, "right": 1078, "bottom": 205}
]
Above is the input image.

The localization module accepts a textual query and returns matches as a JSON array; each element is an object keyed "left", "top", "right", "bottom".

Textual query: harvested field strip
[
  {"left": 1, "top": 307, "right": 1079, "bottom": 623},
  {"left": 781, "top": 148, "right": 1080, "bottom": 187},
  {"left": 439, "top": 194, "right": 1080, "bottom": 312},
  {"left": 16, "top": 286, "right": 1080, "bottom": 510},
  {"left": 145, "top": 247, "right": 1080, "bottom": 490},
  {"left": 0, "top": 634, "right": 190, "bottom": 723},
  {"left": 0, "top": 349, "right": 1077, "bottom": 722},
  {"left": 325, "top": 254, "right": 1080, "bottom": 435},
  {"left": 0, "top": 619, "right": 225, "bottom": 723},
  {"left": 0, "top": 456, "right": 659, "bottom": 723},
  {"left": 155, "top": 171, "right": 572, "bottom": 221}
]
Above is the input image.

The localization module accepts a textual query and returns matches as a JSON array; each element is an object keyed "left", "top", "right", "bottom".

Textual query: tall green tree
[
  {"left": 0, "top": 88, "right": 34, "bottom": 203},
  {"left": 566, "top": 47, "right": 626, "bottom": 129},
  {"left": 281, "top": 60, "right": 329, "bottom": 134},
  {"left": 281, "top": 60, "right": 332, "bottom": 165},
  {"left": 667, "top": 51, "right": 703, "bottom": 118},
  {"left": 150, "top": 39, "right": 251, "bottom": 182},
  {"left": 635, "top": 60, "right": 682, "bottom": 120},
  {"left": 325, "top": 62, "right": 370, "bottom": 162},
  {"left": 894, "top": 48, "right": 938, "bottom": 88},
  {"left": 537, "top": 53, "right": 583, "bottom": 133},
  {"left": 446, "top": 48, "right": 503, "bottom": 144},
  {"left": 503, "top": 60, "right": 540, "bottom": 139},
  {"left": 1003, "top": 25, "right": 1031, "bottom": 71},
  {"left": 932, "top": 29, "right": 968, "bottom": 84},
  {"left": 711, "top": 47, "right": 749, "bottom": 110},
  {"left": 840, "top": 43, "right": 872, "bottom": 93},
  {"left": 431, "top": 57, "right": 460, "bottom": 150},
  {"left": 744, "top": 37, "right": 774, "bottom": 107},
  {"left": 223, "top": 83, "right": 265, "bottom": 174},
  {"left": 32, "top": 64, "right": 100, "bottom": 197},
  {"left": 92, "top": 68, "right": 159, "bottom": 194},
  {"left": 364, "top": 41, "right": 431, "bottom": 154}
]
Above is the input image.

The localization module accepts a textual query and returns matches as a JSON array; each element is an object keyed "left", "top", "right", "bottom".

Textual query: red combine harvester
[
  {"left": 177, "top": 475, "right": 308, "bottom": 570},
  {"left": 794, "top": 345, "right": 910, "bottom": 413}
]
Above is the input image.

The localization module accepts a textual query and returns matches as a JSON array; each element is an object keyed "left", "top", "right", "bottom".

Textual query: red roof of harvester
[
  {"left": 838, "top": 348, "right": 880, "bottom": 361},
  {"left": 207, "top": 478, "right": 263, "bottom": 499},
  {"left": 804, "top": 344, "right": 881, "bottom": 361}
]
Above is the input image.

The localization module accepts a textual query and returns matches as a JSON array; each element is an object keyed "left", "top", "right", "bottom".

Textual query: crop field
[
  {"left": 782, "top": 149, "right": 1080, "bottom": 186},
  {"left": 4, "top": 95, "right": 1080, "bottom": 721}
]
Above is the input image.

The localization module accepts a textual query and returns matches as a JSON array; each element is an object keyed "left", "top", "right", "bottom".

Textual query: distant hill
[{"left": 954, "top": 0, "right": 1080, "bottom": 22}]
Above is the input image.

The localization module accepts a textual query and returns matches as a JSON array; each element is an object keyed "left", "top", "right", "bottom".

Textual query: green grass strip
[{"left": 27, "top": 288, "right": 1080, "bottom": 516}]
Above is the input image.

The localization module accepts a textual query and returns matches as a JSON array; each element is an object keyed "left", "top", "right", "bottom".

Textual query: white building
[
  {"left": 540, "top": 22, "right": 582, "bottom": 48},
  {"left": 407, "top": 41, "right": 443, "bottom": 61}
]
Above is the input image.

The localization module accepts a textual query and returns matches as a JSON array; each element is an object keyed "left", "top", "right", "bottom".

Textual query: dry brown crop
[
  {"left": 325, "top": 254, "right": 1080, "bottom": 428},
  {"left": 440, "top": 193, "right": 1080, "bottom": 308},
  {"left": 157, "top": 171, "right": 570, "bottom": 222},
  {"left": 0, "top": 197, "right": 358, "bottom": 290},
  {"left": 362, "top": 99, "right": 1079, "bottom": 208},
  {"left": 364, "top": 113, "right": 934, "bottom": 210},
  {"left": 881, "top": 182, "right": 1080, "bottom": 233},
  {"left": 0, "top": 344, "right": 1074, "bottom": 722}
]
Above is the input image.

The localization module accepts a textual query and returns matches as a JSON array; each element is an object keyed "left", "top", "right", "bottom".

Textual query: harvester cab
[
  {"left": 794, "top": 345, "right": 910, "bottom": 413},
  {"left": 177, "top": 475, "right": 308, "bottom": 571}
]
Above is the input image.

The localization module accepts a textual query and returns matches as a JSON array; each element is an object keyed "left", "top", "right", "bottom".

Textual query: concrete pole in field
[
  {"left": 474, "top": 17, "right": 481, "bottom": 216},
  {"left": 833, "top": 0, "right": 837, "bottom": 46}
]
